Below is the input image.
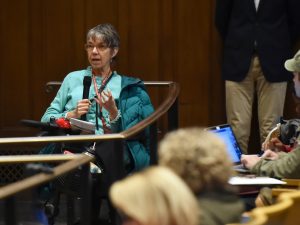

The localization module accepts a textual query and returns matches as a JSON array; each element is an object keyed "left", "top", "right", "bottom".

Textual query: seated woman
[
  {"left": 158, "top": 127, "right": 245, "bottom": 225},
  {"left": 109, "top": 166, "right": 200, "bottom": 225},
  {"left": 41, "top": 23, "right": 154, "bottom": 172},
  {"left": 41, "top": 23, "right": 154, "bottom": 224}
]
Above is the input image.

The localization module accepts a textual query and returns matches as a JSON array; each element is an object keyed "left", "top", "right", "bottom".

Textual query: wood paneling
[
  {"left": 0, "top": 0, "right": 31, "bottom": 136},
  {"left": 0, "top": 0, "right": 296, "bottom": 152}
]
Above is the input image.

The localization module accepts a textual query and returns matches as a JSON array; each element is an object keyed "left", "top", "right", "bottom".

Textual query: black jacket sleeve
[
  {"left": 287, "top": 0, "right": 300, "bottom": 44},
  {"left": 215, "top": 0, "right": 233, "bottom": 40}
]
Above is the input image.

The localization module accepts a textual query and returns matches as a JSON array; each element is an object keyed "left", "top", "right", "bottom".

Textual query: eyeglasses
[{"left": 84, "top": 43, "right": 109, "bottom": 52}]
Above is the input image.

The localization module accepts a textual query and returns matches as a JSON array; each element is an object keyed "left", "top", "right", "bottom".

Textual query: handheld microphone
[{"left": 81, "top": 76, "right": 92, "bottom": 121}]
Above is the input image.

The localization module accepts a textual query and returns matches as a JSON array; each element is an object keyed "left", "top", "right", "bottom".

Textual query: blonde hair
[
  {"left": 159, "top": 127, "right": 234, "bottom": 194},
  {"left": 109, "top": 166, "right": 200, "bottom": 225}
]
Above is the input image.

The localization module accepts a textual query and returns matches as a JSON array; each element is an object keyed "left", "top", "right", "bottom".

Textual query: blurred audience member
[
  {"left": 109, "top": 166, "right": 200, "bottom": 225},
  {"left": 159, "top": 127, "right": 244, "bottom": 225}
]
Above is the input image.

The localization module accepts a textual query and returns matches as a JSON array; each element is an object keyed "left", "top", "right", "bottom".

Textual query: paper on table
[{"left": 229, "top": 176, "right": 286, "bottom": 185}]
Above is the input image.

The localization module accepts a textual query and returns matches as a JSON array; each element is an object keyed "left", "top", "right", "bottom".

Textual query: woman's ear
[{"left": 112, "top": 48, "right": 119, "bottom": 58}]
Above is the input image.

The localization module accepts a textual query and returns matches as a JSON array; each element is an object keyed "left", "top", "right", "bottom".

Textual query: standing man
[{"left": 215, "top": 0, "right": 300, "bottom": 153}]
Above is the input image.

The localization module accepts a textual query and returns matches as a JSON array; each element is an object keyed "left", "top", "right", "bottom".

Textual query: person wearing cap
[
  {"left": 240, "top": 50, "right": 300, "bottom": 179},
  {"left": 286, "top": 50, "right": 300, "bottom": 116},
  {"left": 215, "top": 0, "right": 300, "bottom": 154},
  {"left": 259, "top": 50, "right": 300, "bottom": 153}
]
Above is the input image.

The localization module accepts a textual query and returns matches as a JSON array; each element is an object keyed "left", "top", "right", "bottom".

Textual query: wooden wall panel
[
  {"left": 0, "top": 0, "right": 296, "bottom": 147},
  {"left": 210, "top": 0, "right": 226, "bottom": 125},
  {"left": 86, "top": 0, "right": 118, "bottom": 28},
  {"left": 29, "top": 0, "right": 45, "bottom": 120},
  {"left": 0, "top": 0, "right": 227, "bottom": 136},
  {"left": 175, "top": 0, "right": 211, "bottom": 126},
  {"left": 158, "top": 0, "right": 175, "bottom": 82},
  {"left": 122, "top": 0, "right": 161, "bottom": 108},
  {"left": 29, "top": 0, "right": 88, "bottom": 127},
  {"left": 0, "top": 0, "right": 32, "bottom": 136}
]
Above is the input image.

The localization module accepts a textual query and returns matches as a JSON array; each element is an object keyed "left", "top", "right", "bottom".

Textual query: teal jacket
[
  {"left": 41, "top": 68, "right": 154, "bottom": 171},
  {"left": 115, "top": 76, "right": 154, "bottom": 171}
]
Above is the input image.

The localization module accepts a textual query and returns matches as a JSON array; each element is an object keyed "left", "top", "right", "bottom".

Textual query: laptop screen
[{"left": 207, "top": 124, "right": 243, "bottom": 164}]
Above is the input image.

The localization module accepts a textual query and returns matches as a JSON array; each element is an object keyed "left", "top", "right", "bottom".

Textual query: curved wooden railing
[
  {"left": 230, "top": 190, "right": 300, "bottom": 225},
  {"left": 0, "top": 154, "right": 88, "bottom": 198},
  {"left": 0, "top": 81, "right": 179, "bottom": 225},
  {"left": 0, "top": 81, "right": 179, "bottom": 145}
]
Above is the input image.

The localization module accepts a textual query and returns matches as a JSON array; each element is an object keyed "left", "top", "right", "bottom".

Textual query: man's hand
[
  {"left": 241, "top": 154, "right": 261, "bottom": 169},
  {"left": 261, "top": 149, "right": 279, "bottom": 160},
  {"left": 262, "top": 137, "right": 285, "bottom": 152}
]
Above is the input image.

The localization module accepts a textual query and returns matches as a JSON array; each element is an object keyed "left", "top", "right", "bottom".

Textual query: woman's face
[{"left": 86, "top": 36, "right": 118, "bottom": 72}]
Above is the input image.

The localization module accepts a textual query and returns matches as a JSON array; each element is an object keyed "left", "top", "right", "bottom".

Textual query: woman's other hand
[{"left": 95, "top": 89, "right": 118, "bottom": 120}]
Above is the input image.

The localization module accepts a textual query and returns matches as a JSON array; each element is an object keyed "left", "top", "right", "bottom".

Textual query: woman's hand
[
  {"left": 67, "top": 99, "right": 91, "bottom": 119},
  {"left": 95, "top": 89, "right": 118, "bottom": 120}
]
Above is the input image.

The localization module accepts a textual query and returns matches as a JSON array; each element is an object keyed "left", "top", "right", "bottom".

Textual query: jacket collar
[{"left": 121, "top": 75, "right": 143, "bottom": 90}]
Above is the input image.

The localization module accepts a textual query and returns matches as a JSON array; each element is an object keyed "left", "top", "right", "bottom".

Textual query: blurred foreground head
[
  {"left": 109, "top": 166, "right": 199, "bottom": 225},
  {"left": 159, "top": 127, "right": 234, "bottom": 194}
]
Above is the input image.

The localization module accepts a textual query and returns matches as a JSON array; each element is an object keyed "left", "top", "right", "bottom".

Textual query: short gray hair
[{"left": 86, "top": 23, "right": 120, "bottom": 48}]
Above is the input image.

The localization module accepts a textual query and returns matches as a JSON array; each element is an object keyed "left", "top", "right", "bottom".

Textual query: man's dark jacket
[{"left": 215, "top": 0, "right": 300, "bottom": 82}]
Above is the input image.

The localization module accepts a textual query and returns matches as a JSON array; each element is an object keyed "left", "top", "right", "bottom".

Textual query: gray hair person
[
  {"left": 86, "top": 23, "right": 120, "bottom": 55},
  {"left": 41, "top": 23, "right": 154, "bottom": 223}
]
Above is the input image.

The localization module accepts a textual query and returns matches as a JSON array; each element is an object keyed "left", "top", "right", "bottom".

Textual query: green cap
[{"left": 285, "top": 50, "right": 300, "bottom": 72}]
